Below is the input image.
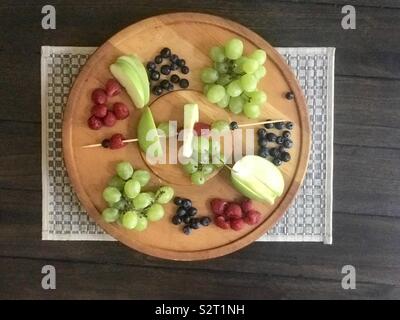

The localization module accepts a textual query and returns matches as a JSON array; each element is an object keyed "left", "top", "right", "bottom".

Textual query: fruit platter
[{"left": 63, "top": 13, "right": 310, "bottom": 260}]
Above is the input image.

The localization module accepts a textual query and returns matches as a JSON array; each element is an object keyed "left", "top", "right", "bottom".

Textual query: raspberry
[
  {"left": 224, "top": 203, "right": 243, "bottom": 220},
  {"left": 91, "top": 88, "right": 107, "bottom": 104},
  {"left": 215, "top": 215, "right": 230, "bottom": 229},
  {"left": 210, "top": 198, "right": 228, "bottom": 216},
  {"left": 87, "top": 115, "right": 102, "bottom": 130},
  {"left": 109, "top": 134, "right": 125, "bottom": 149},
  {"left": 102, "top": 111, "right": 117, "bottom": 127},
  {"left": 244, "top": 210, "right": 261, "bottom": 225},
  {"left": 105, "top": 79, "right": 122, "bottom": 97},
  {"left": 240, "top": 198, "right": 254, "bottom": 213},
  {"left": 230, "top": 218, "right": 245, "bottom": 231},
  {"left": 193, "top": 122, "right": 211, "bottom": 137},
  {"left": 91, "top": 104, "right": 108, "bottom": 118},
  {"left": 113, "top": 102, "right": 130, "bottom": 120}
]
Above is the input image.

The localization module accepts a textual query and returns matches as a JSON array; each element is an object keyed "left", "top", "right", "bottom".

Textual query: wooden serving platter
[{"left": 63, "top": 12, "right": 310, "bottom": 260}]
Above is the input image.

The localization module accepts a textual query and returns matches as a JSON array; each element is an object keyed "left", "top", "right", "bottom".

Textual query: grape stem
[
  {"left": 81, "top": 138, "right": 138, "bottom": 149},
  {"left": 237, "top": 119, "right": 287, "bottom": 128}
]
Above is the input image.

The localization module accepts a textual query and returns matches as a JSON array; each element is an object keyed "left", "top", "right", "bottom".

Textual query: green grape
[
  {"left": 203, "top": 84, "right": 211, "bottom": 95},
  {"left": 103, "top": 187, "right": 121, "bottom": 204},
  {"left": 191, "top": 171, "right": 206, "bottom": 185},
  {"left": 123, "top": 179, "right": 141, "bottom": 199},
  {"left": 112, "top": 198, "right": 127, "bottom": 211},
  {"left": 102, "top": 207, "right": 119, "bottom": 223},
  {"left": 216, "top": 74, "right": 232, "bottom": 86},
  {"left": 249, "top": 49, "right": 267, "bottom": 65},
  {"left": 243, "top": 102, "right": 261, "bottom": 119},
  {"left": 135, "top": 215, "right": 148, "bottom": 231},
  {"left": 240, "top": 74, "right": 257, "bottom": 92},
  {"left": 206, "top": 84, "right": 226, "bottom": 103},
  {"left": 226, "top": 80, "right": 243, "bottom": 97},
  {"left": 157, "top": 122, "right": 170, "bottom": 137},
  {"left": 248, "top": 90, "right": 267, "bottom": 105},
  {"left": 132, "top": 192, "right": 153, "bottom": 209},
  {"left": 122, "top": 210, "right": 138, "bottom": 229},
  {"left": 224, "top": 38, "right": 243, "bottom": 60},
  {"left": 214, "top": 62, "right": 229, "bottom": 74},
  {"left": 209, "top": 139, "right": 221, "bottom": 156},
  {"left": 211, "top": 120, "right": 230, "bottom": 133},
  {"left": 254, "top": 65, "right": 266, "bottom": 80},
  {"left": 145, "top": 192, "right": 156, "bottom": 202},
  {"left": 229, "top": 96, "right": 245, "bottom": 114},
  {"left": 242, "top": 58, "right": 259, "bottom": 74},
  {"left": 116, "top": 161, "right": 134, "bottom": 180},
  {"left": 132, "top": 170, "right": 151, "bottom": 187},
  {"left": 217, "top": 93, "right": 230, "bottom": 108},
  {"left": 201, "top": 164, "right": 215, "bottom": 176},
  {"left": 155, "top": 185, "right": 174, "bottom": 204},
  {"left": 197, "top": 151, "right": 210, "bottom": 164},
  {"left": 117, "top": 212, "right": 124, "bottom": 226},
  {"left": 146, "top": 203, "right": 165, "bottom": 222},
  {"left": 212, "top": 153, "right": 226, "bottom": 167},
  {"left": 233, "top": 56, "right": 246, "bottom": 74},
  {"left": 108, "top": 175, "right": 125, "bottom": 191},
  {"left": 182, "top": 161, "right": 199, "bottom": 174},
  {"left": 193, "top": 136, "right": 210, "bottom": 155},
  {"left": 201, "top": 67, "right": 219, "bottom": 83},
  {"left": 210, "top": 46, "right": 225, "bottom": 63}
]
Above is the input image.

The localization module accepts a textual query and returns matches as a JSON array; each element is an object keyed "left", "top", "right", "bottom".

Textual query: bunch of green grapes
[
  {"left": 101, "top": 161, "right": 174, "bottom": 231},
  {"left": 200, "top": 38, "right": 268, "bottom": 119},
  {"left": 181, "top": 136, "right": 225, "bottom": 185}
]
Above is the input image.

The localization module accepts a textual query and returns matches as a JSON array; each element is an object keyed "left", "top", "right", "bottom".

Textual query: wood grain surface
[{"left": 0, "top": 0, "right": 400, "bottom": 299}]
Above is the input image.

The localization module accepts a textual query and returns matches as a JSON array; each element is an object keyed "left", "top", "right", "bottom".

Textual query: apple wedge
[
  {"left": 110, "top": 60, "right": 145, "bottom": 108},
  {"left": 182, "top": 103, "right": 199, "bottom": 158},
  {"left": 231, "top": 155, "right": 284, "bottom": 204},
  {"left": 137, "top": 107, "right": 163, "bottom": 158}
]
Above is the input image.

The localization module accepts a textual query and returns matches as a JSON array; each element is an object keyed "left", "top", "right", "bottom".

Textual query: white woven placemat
[{"left": 41, "top": 46, "right": 334, "bottom": 244}]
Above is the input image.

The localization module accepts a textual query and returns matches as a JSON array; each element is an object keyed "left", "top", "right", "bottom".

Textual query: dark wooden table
[{"left": 1, "top": 0, "right": 399, "bottom": 300}]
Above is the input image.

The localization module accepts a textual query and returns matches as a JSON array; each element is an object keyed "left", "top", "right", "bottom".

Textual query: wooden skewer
[
  {"left": 81, "top": 138, "right": 138, "bottom": 149},
  {"left": 237, "top": 119, "right": 286, "bottom": 128}
]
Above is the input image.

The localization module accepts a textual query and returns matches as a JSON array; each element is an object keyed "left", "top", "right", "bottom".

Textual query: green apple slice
[
  {"left": 231, "top": 155, "right": 284, "bottom": 204},
  {"left": 117, "top": 55, "right": 150, "bottom": 105},
  {"left": 110, "top": 60, "right": 145, "bottom": 108},
  {"left": 182, "top": 103, "right": 199, "bottom": 158},
  {"left": 137, "top": 107, "right": 163, "bottom": 158}
]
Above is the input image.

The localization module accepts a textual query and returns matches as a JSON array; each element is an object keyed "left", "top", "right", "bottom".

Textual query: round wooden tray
[{"left": 63, "top": 12, "right": 310, "bottom": 261}]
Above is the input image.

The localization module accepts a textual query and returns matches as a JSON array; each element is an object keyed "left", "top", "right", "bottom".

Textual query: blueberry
[
  {"left": 187, "top": 207, "right": 197, "bottom": 216},
  {"left": 200, "top": 217, "right": 211, "bottom": 226},
  {"left": 170, "top": 63, "right": 179, "bottom": 71},
  {"left": 167, "top": 82, "right": 174, "bottom": 91},
  {"left": 266, "top": 132, "right": 277, "bottom": 142},
  {"left": 176, "top": 207, "right": 187, "bottom": 217},
  {"left": 150, "top": 70, "right": 160, "bottom": 81},
  {"left": 285, "top": 122, "right": 294, "bottom": 130},
  {"left": 264, "top": 119, "right": 274, "bottom": 129},
  {"left": 146, "top": 61, "right": 156, "bottom": 71},
  {"left": 172, "top": 215, "right": 182, "bottom": 225},
  {"left": 179, "top": 78, "right": 189, "bottom": 89},
  {"left": 181, "top": 66, "right": 190, "bottom": 74},
  {"left": 258, "top": 147, "right": 269, "bottom": 158},
  {"left": 182, "top": 199, "right": 192, "bottom": 209},
  {"left": 282, "top": 130, "right": 291, "bottom": 138},
  {"left": 170, "top": 74, "right": 180, "bottom": 83},
  {"left": 269, "top": 148, "right": 280, "bottom": 158},
  {"left": 274, "top": 122, "right": 285, "bottom": 130},
  {"left": 280, "top": 151, "right": 291, "bottom": 162},
  {"left": 154, "top": 55, "right": 163, "bottom": 64},
  {"left": 190, "top": 218, "right": 200, "bottom": 229},
  {"left": 277, "top": 145, "right": 286, "bottom": 153},
  {"left": 183, "top": 215, "right": 191, "bottom": 224},
  {"left": 230, "top": 121, "right": 239, "bottom": 130},
  {"left": 283, "top": 139, "right": 293, "bottom": 149},
  {"left": 183, "top": 225, "right": 191, "bottom": 235},
  {"left": 101, "top": 139, "right": 110, "bottom": 148},
  {"left": 285, "top": 91, "right": 294, "bottom": 100},
  {"left": 170, "top": 54, "right": 179, "bottom": 63},
  {"left": 176, "top": 59, "right": 186, "bottom": 67},
  {"left": 160, "top": 65, "right": 171, "bottom": 75},
  {"left": 174, "top": 197, "right": 183, "bottom": 205},
  {"left": 152, "top": 86, "right": 162, "bottom": 96},
  {"left": 258, "top": 138, "right": 268, "bottom": 147},
  {"left": 273, "top": 158, "right": 282, "bottom": 166},
  {"left": 276, "top": 136, "right": 284, "bottom": 145},
  {"left": 160, "top": 79, "right": 170, "bottom": 89},
  {"left": 257, "top": 128, "right": 267, "bottom": 138},
  {"left": 160, "top": 47, "right": 171, "bottom": 58}
]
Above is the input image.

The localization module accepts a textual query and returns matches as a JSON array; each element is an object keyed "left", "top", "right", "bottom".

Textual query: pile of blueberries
[
  {"left": 257, "top": 121, "right": 294, "bottom": 166},
  {"left": 172, "top": 197, "right": 211, "bottom": 235},
  {"left": 146, "top": 47, "right": 190, "bottom": 96}
]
